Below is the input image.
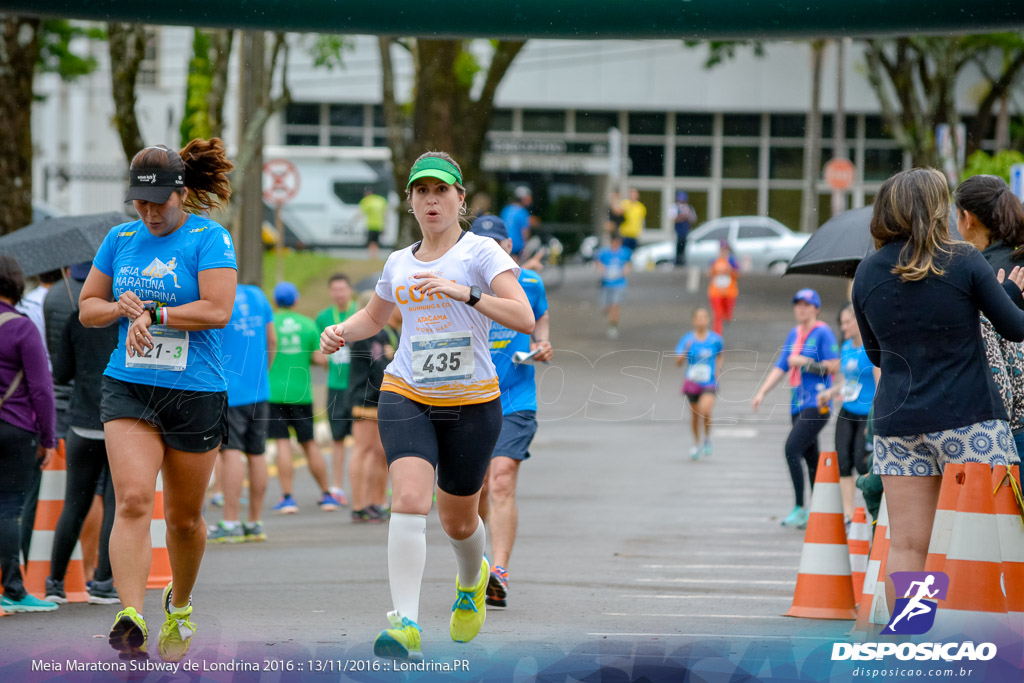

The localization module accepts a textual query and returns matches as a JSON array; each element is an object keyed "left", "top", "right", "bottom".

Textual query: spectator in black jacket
[{"left": 852, "top": 167, "right": 1024, "bottom": 613}]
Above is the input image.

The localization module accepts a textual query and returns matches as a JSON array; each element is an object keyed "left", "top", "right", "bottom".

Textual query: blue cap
[
  {"left": 469, "top": 214, "right": 509, "bottom": 241},
  {"left": 677, "top": 190, "right": 688, "bottom": 202},
  {"left": 274, "top": 281, "right": 299, "bottom": 307},
  {"left": 793, "top": 288, "right": 821, "bottom": 308},
  {"left": 69, "top": 261, "right": 92, "bottom": 281}
]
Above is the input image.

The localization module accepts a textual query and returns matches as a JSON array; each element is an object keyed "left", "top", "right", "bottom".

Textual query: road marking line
[
  {"left": 637, "top": 578, "right": 796, "bottom": 585},
  {"left": 642, "top": 564, "right": 795, "bottom": 570},
  {"left": 606, "top": 613, "right": 785, "bottom": 619},
  {"left": 623, "top": 594, "right": 792, "bottom": 600},
  {"left": 585, "top": 632, "right": 841, "bottom": 641}
]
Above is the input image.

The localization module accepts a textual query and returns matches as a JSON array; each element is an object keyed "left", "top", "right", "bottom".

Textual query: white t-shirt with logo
[{"left": 375, "top": 231, "right": 520, "bottom": 406}]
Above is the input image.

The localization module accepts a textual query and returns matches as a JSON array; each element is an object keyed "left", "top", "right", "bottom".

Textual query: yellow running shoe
[
  {"left": 450, "top": 557, "right": 488, "bottom": 643},
  {"left": 158, "top": 582, "right": 196, "bottom": 662},
  {"left": 373, "top": 610, "right": 422, "bottom": 661},
  {"left": 108, "top": 607, "right": 148, "bottom": 660}
]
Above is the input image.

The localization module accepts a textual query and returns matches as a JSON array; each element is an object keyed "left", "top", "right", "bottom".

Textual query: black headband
[{"left": 129, "top": 169, "right": 184, "bottom": 188}]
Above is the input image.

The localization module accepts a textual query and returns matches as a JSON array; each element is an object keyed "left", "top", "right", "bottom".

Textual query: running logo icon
[{"left": 881, "top": 571, "right": 949, "bottom": 635}]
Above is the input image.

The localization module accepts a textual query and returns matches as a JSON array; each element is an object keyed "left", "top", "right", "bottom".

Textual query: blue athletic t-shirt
[
  {"left": 221, "top": 284, "right": 274, "bottom": 407},
  {"left": 92, "top": 215, "right": 238, "bottom": 392},
  {"left": 838, "top": 339, "right": 875, "bottom": 416},
  {"left": 489, "top": 268, "right": 548, "bottom": 414},
  {"left": 598, "top": 246, "right": 633, "bottom": 288},
  {"left": 675, "top": 331, "right": 724, "bottom": 387},
  {"left": 500, "top": 204, "right": 530, "bottom": 255},
  {"left": 773, "top": 323, "right": 840, "bottom": 414}
]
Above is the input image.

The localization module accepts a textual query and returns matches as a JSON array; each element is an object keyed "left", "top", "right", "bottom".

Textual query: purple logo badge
[{"left": 881, "top": 571, "right": 949, "bottom": 635}]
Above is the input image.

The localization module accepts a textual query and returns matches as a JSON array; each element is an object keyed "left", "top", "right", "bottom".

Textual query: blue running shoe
[
  {"left": 318, "top": 492, "right": 343, "bottom": 511},
  {"left": 781, "top": 505, "right": 807, "bottom": 528},
  {"left": 272, "top": 495, "right": 298, "bottom": 514},
  {"left": 1, "top": 593, "right": 58, "bottom": 613}
]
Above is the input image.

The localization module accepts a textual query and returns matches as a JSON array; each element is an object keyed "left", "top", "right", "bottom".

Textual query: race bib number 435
[
  {"left": 125, "top": 326, "right": 189, "bottom": 372},
  {"left": 411, "top": 331, "right": 474, "bottom": 384}
]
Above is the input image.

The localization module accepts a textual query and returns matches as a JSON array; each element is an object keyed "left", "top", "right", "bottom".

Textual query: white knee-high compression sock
[
  {"left": 448, "top": 516, "right": 486, "bottom": 589},
  {"left": 387, "top": 512, "right": 427, "bottom": 624}
]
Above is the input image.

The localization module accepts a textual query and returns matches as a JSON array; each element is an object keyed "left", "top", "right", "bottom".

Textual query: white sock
[
  {"left": 387, "top": 513, "right": 427, "bottom": 624},
  {"left": 448, "top": 517, "right": 486, "bottom": 589}
]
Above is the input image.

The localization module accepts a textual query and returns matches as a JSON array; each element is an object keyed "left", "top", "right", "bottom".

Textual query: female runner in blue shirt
[{"left": 80, "top": 139, "right": 236, "bottom": 662}]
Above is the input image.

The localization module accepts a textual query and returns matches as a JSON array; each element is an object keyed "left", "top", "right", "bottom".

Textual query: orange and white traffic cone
[
  {"left": 22, "top": 440, "right": 89, "bottom": 603},
  {"left": 852, "top": 494, "right": 889, "bottom": 632},
  {"left": 924, "top": 463, "right": 965, "bottom": 574},
  {"left": 992, "top": 464, "right": 1024, "bottom": 637},
  {"left": 785, "top": 451, "right": 858, "bottom": 620},
  {"left": 847, "top": 506, "right": 870, "bottom": 603},
  {"left": 147, "top": 473, "right": 171, "bottom": 590},
  {"left": 930, "top": 462, "right": 1010, "bottom": 638}
]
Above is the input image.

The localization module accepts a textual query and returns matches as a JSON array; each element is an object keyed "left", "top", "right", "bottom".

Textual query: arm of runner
[
  {"left": 752, "top": 366, "right": 786, "bottom": 412},
  {"left": 156, "top": 267, "right": 237, "bottom": 331},
  {"left": 79, "top": 269, "right": 136, "bottom": 328},
  {"left": 266, "top": 321, "right": 277, "bottom": 368},
  {"left": 412, "top": 270, "right": 534, "bottom": 334},
  {"left": 321, "top": 294, "right": 393, "bottom": 354},
  {"left": 530, "top": 312, "right": 553, "bottom": 362}
]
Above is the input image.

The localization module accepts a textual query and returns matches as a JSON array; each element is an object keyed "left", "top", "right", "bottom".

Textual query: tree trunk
[
  {"left": 0, "top": 17, "right": 40, "bottom": 236},
  {"left": 107, "top": 22, "right": 147, "bottom": 162},
  {"left": 800, "top": 41, "right": 824, "bottom": 233},
  {"left": 831, "top": 37, "right": 847, "bottom": 217},
  {"left": 207, "top": 29, "right": 233, "bottom": 140}
]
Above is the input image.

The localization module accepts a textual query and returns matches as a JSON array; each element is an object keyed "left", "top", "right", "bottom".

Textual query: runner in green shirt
[
  {"left": 359, "top": 188, "right": 389, "bottom": 260},
  {"left": 315, "top": 273, "right": 358, "bottom": 505},
  {"left": 268, "top": 282, "right": 340, "bottom": 514}
]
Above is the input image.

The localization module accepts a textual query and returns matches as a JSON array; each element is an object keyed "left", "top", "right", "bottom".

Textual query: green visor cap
[{"left": 406, "top": 157, "right": 463, "bottom": 189}]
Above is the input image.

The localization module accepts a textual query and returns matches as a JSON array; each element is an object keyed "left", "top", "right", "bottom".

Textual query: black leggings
[
  {"left": 0, "top": 420, "right": 40, "bottom": 601},
  {"left": 50, "top": 431, "right": 115, "bottom": 583},
  {"left": 785, "top": 408, "right": 831, "bottom": 507},
  {"left": 835, "top": 408, "right": 869, "bottom": 477},
  {"left": 377, "top": 392, "right": 502, "bottom": 496}
]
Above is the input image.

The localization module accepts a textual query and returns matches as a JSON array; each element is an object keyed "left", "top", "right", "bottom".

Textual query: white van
[{"left": 262, "top": 145, "right": 398, "bottom": 249}]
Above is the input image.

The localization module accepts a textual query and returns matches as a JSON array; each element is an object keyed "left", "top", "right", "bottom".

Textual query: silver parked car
[{"left": 631, "top": 216, "right": 810, "bottom": 274}]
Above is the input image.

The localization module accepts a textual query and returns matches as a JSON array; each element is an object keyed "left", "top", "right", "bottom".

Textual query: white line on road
[
  {"left": 606, "top": 613, "right": 785, "bottom": 620},
  {"left": 637, "top": 578, "right": 796, "bottom": 585},
  {"left": 642, "top": 564, "right": 796, "bottom": 570},
  {"left": 624, "top": 594, "right": 792, "bottom": 600},
  {"left": 585, "top": 632, "right": 841, "bottom": 641}
]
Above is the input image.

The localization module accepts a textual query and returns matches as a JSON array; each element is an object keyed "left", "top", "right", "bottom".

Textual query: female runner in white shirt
[{"left": 320, "top": 151, "right": 534, "bottom": 660}]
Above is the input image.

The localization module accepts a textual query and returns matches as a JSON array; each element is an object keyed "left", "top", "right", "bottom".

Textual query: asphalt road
[{"left": 0, "top": 265, "right": 864, "bottom": 681}]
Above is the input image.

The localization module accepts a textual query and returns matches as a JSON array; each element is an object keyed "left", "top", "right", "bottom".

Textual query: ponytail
[
  {"left": 955, "top": 174, "right": 1024, "bottom": 259},
  {"left": 179, "top": 138, "right": 233, "bottom": 213}
]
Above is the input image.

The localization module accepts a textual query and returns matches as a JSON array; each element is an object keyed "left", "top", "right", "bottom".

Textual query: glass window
[
  {"left": 821, "top": 114, "right": 858, "bottom": 140},
  {"left": 768, "top": 189, "right": 802, "bottom": 231},
  {"left": 738, "top": 223, "right": 781, "bottom": 239},
  {"left": 677, "top": 190, "right": 707, "bottom": 227},
  {"left": 721, "top": 188, "right": 758, "bottom": 215},
  {"left": 373, "top": 136, "right": 389, "bottom": 148},
  {"left": 285, "top": 103, "right": 320, "bottom": 126},
  {"left": 576, "top": 111, "right": 618, "bottom": 134},
  {"left": 676, "top": 114, "right": 714, "bottom": 136},
  {"left": 329, "top": 104, "right": 364, "bottom": 127},
  {"left": 329, "top": 134, "right": 362, "bottom": 147},
  {"left": 770, "top": 147, "right": 804, "bottom": 180},
  {"left": 770, "top": 114, "right": 805, "bottom": 138},
  {"left": 722, "top": 147, "right": 760, "bottom": 179},
  {"left": 333, "top": 181, "right": 365, "bottom": 205},
  {"left": 522, "top": 109, "right": 566, "bottom": 133},
  {"left": 675, "top": 146, "right": 712, "bottom": 177},
  {"left": 489, "top": 109, "right": 514, "bottom": 132},
  {"left": 696, "top": 225, "right": 730, "bottom": 243},
  {"left": 371, "top": 105, "right": 386, "bottom": 128},
  {"left": 863, "top": 115, "right": 889, "bottom": 139},
  {"left": 628, "top": 144, "right": 664, "bottom": 177},
  {"left": 723, "top": 114, "right": 761, "bottom": 137},
  {"left": 629, "top": 112, "right": 666, "bottom": 136},
  {"left": 864, "top": 148, "right": 904, "bottom": 181},
  {"left": 285, "top": 133, "right": 320, "bottom": 146}
]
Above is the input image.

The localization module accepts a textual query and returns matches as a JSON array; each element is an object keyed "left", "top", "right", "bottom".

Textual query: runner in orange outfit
[{"left": 707, "top": 242, "right": 740, "bottom": 335}]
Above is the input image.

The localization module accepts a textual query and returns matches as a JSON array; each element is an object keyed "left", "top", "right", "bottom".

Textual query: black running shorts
[
  {"left": 377, "top": 391, "right": 502, "bottom": 496},
  {"left": 100, "top": 376, "right": 227, "bottom": 453},
  {"left": 326, "top": 388, "right": 353, "bottom": 441},
  {"left": 223, "top": 401, "right": 270, "bottom": 455},
  {"left": 267, "top": 402, "right": 315, "bottom": 443}
]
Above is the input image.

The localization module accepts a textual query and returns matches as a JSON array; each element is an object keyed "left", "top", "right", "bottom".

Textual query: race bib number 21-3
[
  {"left": 411, "top": 331, "right": 475, "bottom": 384},
  {"left": 125, "top": 326, "right": 189, "bottom": 372}
]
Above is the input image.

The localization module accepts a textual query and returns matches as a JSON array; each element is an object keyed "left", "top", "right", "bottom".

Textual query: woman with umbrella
[{"left": 852, "top": 167, "right": 1024, "bottom": 614}]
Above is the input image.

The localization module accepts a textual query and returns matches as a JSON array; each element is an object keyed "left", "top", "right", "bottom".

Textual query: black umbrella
[
  {"left": 784, "top": 205, "right": 962, "bottom": 279},
  {"left": 0, "top": 211, "right": 128, "bottom": 277}
]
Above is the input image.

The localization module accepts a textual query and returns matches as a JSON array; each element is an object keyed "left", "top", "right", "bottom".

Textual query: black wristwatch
[
  {"left": 466, "top": 285, "right": 482, "bottom": 307},
  {"left": 144, "top": 301, "right": 159, "bottom": 325}
]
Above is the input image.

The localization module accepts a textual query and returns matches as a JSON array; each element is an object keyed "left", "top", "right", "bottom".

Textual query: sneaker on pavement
[
  {"left": 158, "top": 583, "right": 196, "bottom": 662},
  {"left": 781, "top": 505, "right": 807, "bottom": 528},
  {"left": 703, "top": 440, "right": 713, "bottom": 457},
  {"left": 351, "top": 508, "right": 372, "bottom": 524},
  {"left": 450, "top": 557, "right": 488, "bottom": 643},
  {"left": 329, "top": 487, "right": 349, "bottom": 506},
  {"left": 242, "top": 521, "right": 267, "bottom": 542},
  {"left": 45, "top": 577, "right": 67, "bottom": 604},
  {"left": 318, "top": 492, "right": 343, "bottom": 511},
  {"left": 796, "top": 506, "right": 810, "bottom": 529},
  {"left": 209, "top": 492, "right": 224, "bottom": 508},
  {"left": 368, "top": 504, "right": 390, "bottom": 522},
  {"left": 1, "top": 593, "right": 58, "bottom": 613},
  {"left": 689, "top": 445, "right": 700, "bottom": 461},
  {"left": 108, "top": 606, "right": 147, "bottom": 659},
  {"left": 272, "top": 495, "right": 298, "bottom": 514},
  {"left": 88, "top": 578, "right": 120, "bottom": 605},
  {"left": 606, "top": 326, "right": 619, "bottom": 340},
  {"left": 373, "top": 610, "right": 422, "bottom": 661},
  {"left": 207, "top": 520, "right": 244, "bottom": 543},
  {"left": 485, "top": 565, "right": 509, "bottom": 608}
]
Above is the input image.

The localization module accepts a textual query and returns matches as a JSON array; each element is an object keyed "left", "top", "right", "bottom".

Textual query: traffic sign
[
  {"left": 824, "top": 158, "right": 855, "bottom": 191},
  {"left": 262, "top": 158, "right": 300, "bottom": 206}
]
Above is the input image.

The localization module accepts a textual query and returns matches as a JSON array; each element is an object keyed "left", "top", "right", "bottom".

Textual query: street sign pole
[{"left": 262, "top": 157, "right": 301, "bottom": 286}]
